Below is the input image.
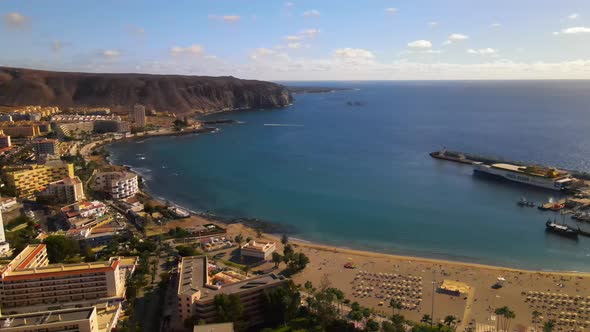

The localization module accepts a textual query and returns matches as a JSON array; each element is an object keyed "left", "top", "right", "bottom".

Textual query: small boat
[
  {"left": 517, "top": 197, "right": 535, "bottom": 207},
  {"left": 577, "top": 226, "right": 590, "bottom": 237},
  {"left": 545, "top": 219, "right": 579, "bottom": 239}
]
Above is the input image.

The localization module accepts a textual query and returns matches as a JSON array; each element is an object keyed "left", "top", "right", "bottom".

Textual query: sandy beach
[{"left": 149, "top": 215, "right": 590, "bottom": 331}]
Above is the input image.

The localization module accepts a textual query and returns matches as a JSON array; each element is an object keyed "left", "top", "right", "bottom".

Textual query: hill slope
[{"left": 0, "top": 67, "right": 292, "bottom": 114}]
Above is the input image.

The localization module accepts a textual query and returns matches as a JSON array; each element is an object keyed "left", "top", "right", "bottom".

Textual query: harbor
[{"left": 431, "top": 149, "right": 590, "bottom": 238}]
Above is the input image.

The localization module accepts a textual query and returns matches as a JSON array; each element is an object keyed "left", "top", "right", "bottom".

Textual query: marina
[{"left": 432, "top": 149, "right": 590, "bottom": 238}]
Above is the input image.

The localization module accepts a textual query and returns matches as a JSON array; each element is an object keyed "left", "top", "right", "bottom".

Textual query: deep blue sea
[{"left": 108, "top": 81, "right": 590, "bottom": 271}]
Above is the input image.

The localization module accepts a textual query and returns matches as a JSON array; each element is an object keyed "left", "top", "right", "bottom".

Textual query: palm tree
[
  {"left": 494, "top": 306, "right": 516, "bottom": 332},
  {"left": 389, "top": 299, "right": 402, "bottom": 316},
  {"left": 443, "top": 315, "right": 457, "bottom": 328},
  {"left": 542, "top": 320, "right": 555, "bottom": 332},
  {"left": 242, "top": 265, "right": 250, "bottom": 277},
  {"left": 421, "top": 314, "right": 432, "bottom": 325},
  {"left": 234, "top": 234, "right": 244, "bottom": 247},
  {"left": 532, "top": 310, "right": 542, "bottom": 332}
]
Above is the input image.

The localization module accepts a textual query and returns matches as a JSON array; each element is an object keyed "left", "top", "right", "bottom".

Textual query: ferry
[
  {"left": 473, "top": 162, "right": 574, "bottom": 191},
  {"left": 545, "top": 219, "right": 579, "bottom": 238}
]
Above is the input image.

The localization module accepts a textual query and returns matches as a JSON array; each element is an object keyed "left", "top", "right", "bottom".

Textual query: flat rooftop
[
  {"left": 0, "top": 307, "right": 95, "bottom": 328},
  {"left": 178, "top": 256, "right": 286, "bottom": 301}
]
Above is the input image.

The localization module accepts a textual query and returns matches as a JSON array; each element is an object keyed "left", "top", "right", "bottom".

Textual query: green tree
[
  {"left": 272, "top": 251, "right": 283, "bottom": 268},
  {"left": 234, "top": 234, "right": 244, "bottom": 247},
  {"left": 261, "top": 280, "right": 301, "bottom": 326},
  {"left": 176, "top": 245, "right": 198, "bottom": 257},
  {"left": 443, "top": 315, "right": 457, "bottom": 328},
  {"left": 214, "top": 294, "right": 244, "bottom": 323},
  {"left": 421, "top": 314, "right": 432, "bottom": 325},
  {"left": 390, "top": 299, "right": 402, "bottom": 316},
  {"left": 307, "top": 275, "right": 339, "bottom": 330},
  {"left": 255, "top": 227, "right": 262, "bottom": 238},
  {"left": 286, "top": 252, "right": 310, "bottom": 274},
  {"left": 543, "top": 320, "right": 556, "bottom": 332},
  {"left": 281, "top": 234, "right": 289, "bottom": 246},
  {"left": 494, "top": 306, "right": 516, "bottom": 332},
  {"left": 43, "top": 235, "right": 80, "bottom": 263},
  {"left": 283, "top": 243, "right": 294, "bottom": 259},
  {"left": 366, "top": 319, "right": 380, "bottom": 332}
]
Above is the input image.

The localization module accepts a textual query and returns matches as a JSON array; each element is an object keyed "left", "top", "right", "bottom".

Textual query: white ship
[{"left": 473, "top": 162, "right": 574, "bottom": 191}]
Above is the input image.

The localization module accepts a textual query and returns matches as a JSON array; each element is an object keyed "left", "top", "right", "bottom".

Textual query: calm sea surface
[{"left": 108, "top": 81, "right": 590, "bottom": 271}]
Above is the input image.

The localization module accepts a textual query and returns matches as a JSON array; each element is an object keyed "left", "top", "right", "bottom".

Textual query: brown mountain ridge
[{"left": 0, "top": 67, "right": 292, "bottom": 114}]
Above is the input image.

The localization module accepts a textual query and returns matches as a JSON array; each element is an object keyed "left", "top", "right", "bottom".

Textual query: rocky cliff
[{"left": 0, "top": 67, "right": 292, "bottom": 114}]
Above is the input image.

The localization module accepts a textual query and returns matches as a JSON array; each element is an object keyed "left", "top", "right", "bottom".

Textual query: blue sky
[{"left": 1, "top": 0, "right": 590, "bottom": 80}]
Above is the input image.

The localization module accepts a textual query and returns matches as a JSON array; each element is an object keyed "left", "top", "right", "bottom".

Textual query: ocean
[{"left": 107, "top": 81, "right": 590, "bottom": 271}]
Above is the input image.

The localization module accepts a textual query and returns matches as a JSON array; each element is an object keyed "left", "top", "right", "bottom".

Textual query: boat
[
  {"left": 473, "top": 162, "right": 574, "bottom": 191},
  {"left": 577, "top": 226, "right": 590, "bottom": 237},
  {"left": 517, "top": 197, "right": 535, "bottom": 207},
  {"left": 545, "top": 219, "right": 579, "bottom": 238}
]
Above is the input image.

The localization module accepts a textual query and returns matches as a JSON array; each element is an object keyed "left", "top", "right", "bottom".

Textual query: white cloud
[
  {"left": 300, "top": 28, "right": 320, "bottom": 39},
  {"left": 249, "top": 48, "right": 290, "bottom": 62},
  {"left": 407, "top": 40, "right": 432, "bottom": 49},
  {"left": 334, "top": 48, "right": 374, "bottom": 59},
  {"left": 449, "top": 33, "right": 469, "bottom": 41},
  {"left": 171, "top": 44, "right": 205, "bottom": 56},
  {"left": 284, "top": 35, "right": 303, "bottom": 41},
  {"left": 490, "top": 23, "right": 502, "bottom": 28},
  {"left": 428, "top": 21, "right": 438, "bottom": 27},
  {"left": 303, "top": 9, "right": 320, "bottom": 17},
  {"left": 561, "top": 26, "right": 590, "bottom": 34},
  {"left": 425, "top": 49, "right": 442, "bottom": 54},
  {"left": 3, "top": 12, "right": 28, "bottom": 28},
  {"left": 385, "top": 8, "right": 397, "bottom": 15},
  {"left": 102, "top": 50, "right": 120, "bottom": 58},
  {"left": 208, "top": 15, "right": 241, "bottom": 22},
  {"left": 287, "top": 43, "right": 302, "bottom": 49},
  {"left": 285, "top": 2, "right": 294, "bottom": 7},
  {"left": 467, "top": 48, "right": 497, "bottom": 55},
  {"left": 568, "top": 13, "right": 579, "bottom": 20}
]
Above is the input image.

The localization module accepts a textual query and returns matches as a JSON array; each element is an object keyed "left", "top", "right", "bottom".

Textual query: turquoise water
[{"left": 108, "top": 81, "right": 590, "bottom": 271}]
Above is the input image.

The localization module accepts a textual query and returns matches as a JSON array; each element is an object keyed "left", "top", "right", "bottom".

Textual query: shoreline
[{"left": 104, "top": 133, "right": 590, "bottom": 275}]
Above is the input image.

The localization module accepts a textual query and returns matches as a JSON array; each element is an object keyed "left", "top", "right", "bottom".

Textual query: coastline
[{"left": 102, "top": 129, "right": 590, "bottom": 276}]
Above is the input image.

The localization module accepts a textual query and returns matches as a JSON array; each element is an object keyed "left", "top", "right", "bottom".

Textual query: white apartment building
[{"left": 93, "top": 171, "right": 138, "bottom": 199}]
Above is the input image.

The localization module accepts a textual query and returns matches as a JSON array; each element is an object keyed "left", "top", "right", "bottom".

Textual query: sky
[{"left": 1, "top": 0, "right": 590, "bottom": 80}]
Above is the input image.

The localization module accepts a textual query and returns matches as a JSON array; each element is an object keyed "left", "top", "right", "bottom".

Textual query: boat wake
[{"left": 264, "top": 123, "right": 304, "bottom": 127}]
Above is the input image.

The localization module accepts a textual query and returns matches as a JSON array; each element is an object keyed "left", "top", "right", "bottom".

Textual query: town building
[
  {"left": 0, "top": 196, "right": 18, "bottom": 211},
  {"left": 240, "top": 240, "right": 276, "bottom": 260},
  {"left": 0, "top": 244, "right": 128, "bottom": 310},
  {"left": 3, "top": 161, "right": 74, "bottom": 198},
  {"left": 93, "top": 171, "right": 138, "bottom": 199},
  {"left": 0, "top": 124, "right": 41, "bottom": 138},
  {"left": 118, "top": 196, "right": 144, "bottom": 212},
  {"left": 55, "top": 120, "right": 129, "bottom": 139},
  {"left": 0, "top": 307, "right": 99, "bottom": 332},
  {"left": 32, "top": 138, "right": 59, "bottom": 159},
  {"left": 0, "top": 114, "right": 13, "bottom": 122},
  {"left": 94, "top": 120, "right": 130, "bottom": 133},
  {"left": 39, "top": 176, "right": 85, "bottom": 204},
  {"left": 61, "top": 200, "right": 108, "bottom": 229},
  {"left": 194, "top": 323, "right": 235, "bottom": 332},
  {"left": 0, "top": 134, "right": 11, "bottom": 148},
  {"left": 176, "top": 256, "right": 287, "bottom": 328},
  {"left": 54, "top": 122, "right": 95, "bottom": 138},
  {"left": 130, "top": 104, "right": 146, "bottom": 127},
  {"left": 0, "top": 202, "right": 10, "bottom": 256}
]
